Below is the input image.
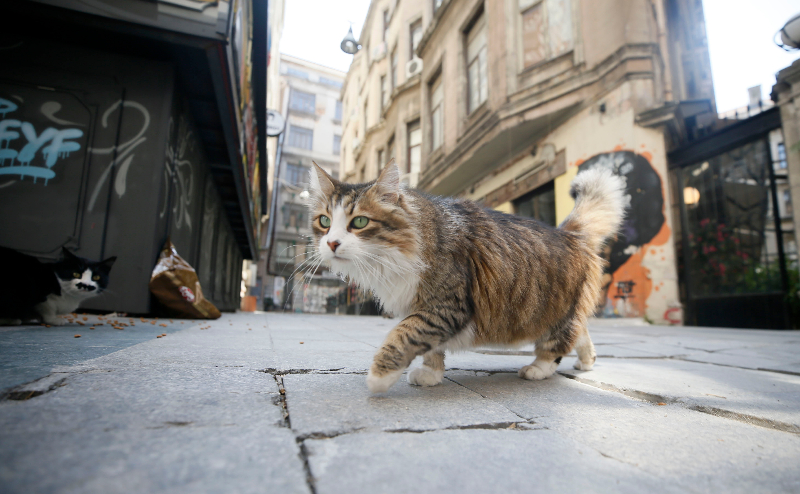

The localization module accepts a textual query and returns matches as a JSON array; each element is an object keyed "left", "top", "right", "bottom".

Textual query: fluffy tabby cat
[
  {"left": 307, "top": 160, "right": 626, "bottom": 393},
  {"left": 0, "top": 247, "right": 116, "bottom": 326}
]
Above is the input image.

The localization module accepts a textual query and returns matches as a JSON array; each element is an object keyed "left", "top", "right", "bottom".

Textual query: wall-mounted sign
[{"left": 266, "top": 109, "right": 285, "bottom": 137}]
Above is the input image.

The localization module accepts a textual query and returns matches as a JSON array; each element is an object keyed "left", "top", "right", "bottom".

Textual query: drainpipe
[{"left": 265, "top": 129, "right": 285, "bottom": 276}]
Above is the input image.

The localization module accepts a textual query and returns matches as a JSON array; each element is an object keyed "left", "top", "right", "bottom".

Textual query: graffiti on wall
[
  {"left": 576, "top": 150, "right": 669, "bottom": 318},
  {"left": 160, "top": 115, "right": 196, "bottom": 231},
  {"left": 0, "top": 97, "right": 84, "bottom": 186},
  {"left": 87, "top": 100, "right": 151, "bottom": 212}
]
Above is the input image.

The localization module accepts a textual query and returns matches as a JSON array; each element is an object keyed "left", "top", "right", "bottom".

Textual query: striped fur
[{"left": 307, "top": 160, "right": 626, "bottom": 393}]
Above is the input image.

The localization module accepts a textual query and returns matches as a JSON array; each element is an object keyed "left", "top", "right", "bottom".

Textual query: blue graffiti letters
[{"left": 0, "top": 97, "right": 83, "bottom": 185}]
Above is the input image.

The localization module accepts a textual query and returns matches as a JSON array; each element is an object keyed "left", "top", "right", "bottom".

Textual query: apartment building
[
  {"left": 263, "top": 55, "right": 347, "bottom": 312},
  {"left": 340, "top": 0, "right": 719, "bottom": 324}
]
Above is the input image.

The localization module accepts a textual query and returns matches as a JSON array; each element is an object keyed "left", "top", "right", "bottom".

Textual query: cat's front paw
[
  {"left": 41, "top": 316, "right": 66, "bottom": 326},
  {"left": 407, "top": 366, "right": 444, "bottom": 387},
  {"left": 518, "top": 361, "right": 558, "bottom": 380},
  {"left": 366, "top": 367, "right": 404, "bottom": 394},
  {"left": 573, "top": 359, "right": 594, "bottom": 371}
]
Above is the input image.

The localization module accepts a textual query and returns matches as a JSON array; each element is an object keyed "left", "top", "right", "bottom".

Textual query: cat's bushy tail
[{"left": 561, "top": 168, "right": 627, "bottom": 251}]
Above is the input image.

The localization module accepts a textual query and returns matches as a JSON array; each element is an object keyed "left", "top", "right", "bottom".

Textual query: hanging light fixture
[
  {"left": 340, "top": 25, "right": 361, "bottom": 55},
  {"left": 775, "top": 13, "right": 800, "bottom": 51}
]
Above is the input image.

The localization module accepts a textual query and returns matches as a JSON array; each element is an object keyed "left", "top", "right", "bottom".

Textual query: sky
[{"left": 279, "top": 0, "right": 800, "bottom": 114}]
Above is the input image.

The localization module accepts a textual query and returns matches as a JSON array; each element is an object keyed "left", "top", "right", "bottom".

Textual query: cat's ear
[
  {"left": 61, "top": 247, "right": 78, "bottom": 260},
  {"left": 98, "top": 256, "right": 117, "bottom": 271},
  {"left": 375, "top": 158, "right": 400, "bottom": 203},
  {"left": 309, "top": 161, "right": 335, "bottom": 200}
]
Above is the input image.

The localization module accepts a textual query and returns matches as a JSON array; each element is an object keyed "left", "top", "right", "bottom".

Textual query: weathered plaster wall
[{"left": 472, "top": 80, "right": 680, "bottom": 324}]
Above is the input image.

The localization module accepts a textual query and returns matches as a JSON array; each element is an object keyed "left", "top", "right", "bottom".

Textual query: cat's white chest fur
[
  {"left": 37, "top": 292, "right": 84, "bottom": 315},
  {"left": 331, "top": 249, "right": 421, "bottom": 318},
  {"left": 35, "top": 273, "right": 99, "bottom": 325}
]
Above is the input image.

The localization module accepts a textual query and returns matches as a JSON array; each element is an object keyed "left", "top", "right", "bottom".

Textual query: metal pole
[{"left": 766, "top": 137, "right": 791, "bottom": 328}]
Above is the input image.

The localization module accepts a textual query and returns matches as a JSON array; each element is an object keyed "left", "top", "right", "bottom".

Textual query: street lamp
[
  {"left": 340, "top": 25, "right": 361, "bottom": 55},
  {"left": 775, "top": 13, "right": 800, "bottom": 51}
]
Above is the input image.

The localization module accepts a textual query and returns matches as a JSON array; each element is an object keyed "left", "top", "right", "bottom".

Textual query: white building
[{"left": 264, "top": 54, "right": 347, "bottom": 312}]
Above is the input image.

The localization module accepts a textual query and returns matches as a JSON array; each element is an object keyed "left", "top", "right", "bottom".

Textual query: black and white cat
[{"left": 0, "top": 247, "right": 116, "bottom": 326}]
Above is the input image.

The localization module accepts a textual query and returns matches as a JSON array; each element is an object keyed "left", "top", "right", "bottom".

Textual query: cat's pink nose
[{"left": 327, "top": 240, "right": 341, "bottom": 252}]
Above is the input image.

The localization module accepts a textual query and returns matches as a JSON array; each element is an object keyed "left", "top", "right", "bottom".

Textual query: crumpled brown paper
[{"left": 149, "top": 240, "right": 220, "bottom": 319}]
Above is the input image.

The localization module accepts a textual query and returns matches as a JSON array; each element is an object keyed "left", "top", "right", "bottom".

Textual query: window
[
  {"left": 381, "top": 75, "right": 390, "bottom": 111},
  {"left": 778, "top": 143, "right": 787, "bottom": 169},
  {"left": 377, "top": 148, "right": 385, "bottom": 173},
  {"left": 285, "top": 163, "right": 308, "bottom": 186},
  {"left": 275, "top": 240, "right": 295, "bottom": 261},
  {"left": 784, "top": 189, "right": 792, "bottom": 207},
  {"left": 407, "top": 120, "right": 421, "bottom": 175},
  {"left": 289, "top": 90, "right": 316, "bottom": 115},
  {"left": 520, "top": 0, "right": 573, "bottom": 69},
  {"left": 335, "top": 100, "right": 343, "bottom": 121},
  {"left": 391, "top": 48, "right": 399, "bottom": 89},
  {"left": 466, "top": 12, "right": 488, "bottom": 113},
  {"left": 383, "top": 9, "right": 390, "bottom": 41},
  {"left": 320, "top": 77, "right": 343, "bottom": 89},
  {"left": 430, "top": 73, "right": 444, "bottom": 151},
  {"left": 286, "top": 66, "right": 309, "bottom": 79},
  {"left": 333, "top": 135, "right": 341, "bottom": 155},
  {"left": 410, "top": 20, "right": 423, "bottom": 59},
  {"left": 288, "top": 126, "right": 313, "bottom": 150},
  {"left": 514, "top": 182, "right": 556, "bottom": 226}
]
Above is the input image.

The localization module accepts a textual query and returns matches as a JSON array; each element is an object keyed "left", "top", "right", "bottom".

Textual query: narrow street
[{"left": 1, "top": 313, "right": 798, "bottom": 493}]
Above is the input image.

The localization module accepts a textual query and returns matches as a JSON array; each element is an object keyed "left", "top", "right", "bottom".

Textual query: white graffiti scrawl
[
  {"left": 0, "top": 97, "right": 84, "bottom": 185},
  {"left": 87, "top": 100, "right": 150, "bottom": 212}
]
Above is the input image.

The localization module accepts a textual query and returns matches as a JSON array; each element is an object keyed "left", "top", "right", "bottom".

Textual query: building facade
[
  {"left": 340, "top": 0, "right": 720, "bottom": 324},
  {"left": 1, "top": 0, "right": 268, "bottom": 314},
  {"left": 261, "top": 55, "right": 347, "bottom": 312}
]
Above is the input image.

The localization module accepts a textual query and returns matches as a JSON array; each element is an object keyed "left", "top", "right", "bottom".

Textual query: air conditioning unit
[
  {"left": 372, "top": 42, "right": 387, "bottom": 61},
  {"left": 405, "top": 57, "right": 423, "bottom": 79}
]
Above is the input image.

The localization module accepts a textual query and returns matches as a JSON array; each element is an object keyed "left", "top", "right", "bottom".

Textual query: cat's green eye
[
  {"left": 351, "top": 216, "right": 369, "bottom": 229},
  {"left": 319, "top": 215, "right": 331, "bottom": 228},
  {"left": 92, "top": 275, "right": 100, "bottom": 281},
  {"left": 73, "top": 272, "right": 81, "bottom": 279}
]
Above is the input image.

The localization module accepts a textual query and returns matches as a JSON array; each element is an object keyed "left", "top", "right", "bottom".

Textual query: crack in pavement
[
  {"left": 672, "top": 357, "right": 800, "bottom": 377},
  {"left": 268, "top": 372, "right": 318, "bottom": 494},
  {"left": 1, "top": 376, "right": 68, "bottom": 401},
  {"left": 559, "top": 372, "right": 800, "bottom": 435}
]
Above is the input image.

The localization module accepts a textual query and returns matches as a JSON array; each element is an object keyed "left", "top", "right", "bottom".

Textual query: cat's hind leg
[
  {"left": 408, "top": 350, "right": 445, "bottom": 387},
  {"left": 518, "top": 320, "right": 577, "bottom": 381},
  {"left": 572, "top": 323, "right": 596, "bottom": 371}
]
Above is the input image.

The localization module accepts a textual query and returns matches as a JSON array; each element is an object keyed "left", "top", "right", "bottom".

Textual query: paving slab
[
  {"left": 284, "top": 372, "right": 521, "bottom": 437},
  {"left": 446, "top": 372, "right": 800, "bottom": 492},
  {"left": 305, "top": 429, "right": 679, "bottom": 494},
  {"left": 0, "top": 316, "right": 197, "bottom": 391},
  {"left": 0, "top": 315, "right": 309, "bottom": 494},
  {"left": 559, "top": 356, "right": 800, "bottom": 428}
]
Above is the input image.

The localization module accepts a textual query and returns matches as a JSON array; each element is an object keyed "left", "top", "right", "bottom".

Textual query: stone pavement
[{"left": 1, "top": 313, "right": 799, "bottom": 493}]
